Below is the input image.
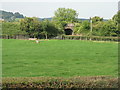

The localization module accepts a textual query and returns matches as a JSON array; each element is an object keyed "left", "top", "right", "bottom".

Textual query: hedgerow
[
  {"left": 2, "top": 76, "right": 119, "bottom": 89},
  {"left": 62, "top": 35, "right": 120, "bottom": 42}
]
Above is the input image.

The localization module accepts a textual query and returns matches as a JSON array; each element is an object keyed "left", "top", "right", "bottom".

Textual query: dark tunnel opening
[{"left": 64, "top": 29, "right": 73, "bottom": 35}]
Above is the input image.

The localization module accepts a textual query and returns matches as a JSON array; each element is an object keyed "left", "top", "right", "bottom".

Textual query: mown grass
[{"left": 2, "top": 39, "right": 118, "bottom": 77}]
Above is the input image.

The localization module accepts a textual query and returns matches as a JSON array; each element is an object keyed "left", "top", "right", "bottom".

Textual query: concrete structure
[{"left": 64, "top": 23, "right": 74, "bottom": 35}]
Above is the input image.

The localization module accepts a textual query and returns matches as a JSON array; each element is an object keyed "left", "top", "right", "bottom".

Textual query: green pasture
[{"left": 2, "top": 39, "right": 118, "bottom": 77}]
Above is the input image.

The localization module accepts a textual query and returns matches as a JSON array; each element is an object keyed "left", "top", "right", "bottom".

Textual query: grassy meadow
[{"left": 2, "top": 39, "right": 118, "bottom": 77}]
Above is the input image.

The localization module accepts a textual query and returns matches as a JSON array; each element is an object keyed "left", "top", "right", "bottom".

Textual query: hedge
[
  {"left": 62, "top": 35, "right": 120, "bottom": 42},
  {"left": 2, "top": 76, "right": 119, "bottom": 89},
  {"left": 1, "top": 34, "right": 29, "bottom": 39}
]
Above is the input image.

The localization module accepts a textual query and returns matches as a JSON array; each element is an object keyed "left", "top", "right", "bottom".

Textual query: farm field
[{"left": 2, "top": 39, "right": 118, "bottom": 77}]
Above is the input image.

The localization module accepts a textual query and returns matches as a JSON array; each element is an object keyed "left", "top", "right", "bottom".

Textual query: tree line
[
  {"left": 0, "top": 10, "right": 24, "bottom": 21},
  {"left": 1, "top": 8, "right": 120, "bottom": 39}
]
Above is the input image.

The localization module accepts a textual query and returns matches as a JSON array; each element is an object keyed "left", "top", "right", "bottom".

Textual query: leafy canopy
[{"left": 53, "top": 8, "right": 78, "bottom": 23}]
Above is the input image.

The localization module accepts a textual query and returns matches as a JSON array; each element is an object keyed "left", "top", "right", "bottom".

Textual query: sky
[{"left": 1, "top": 0, "right": 119, "bottom": 19}]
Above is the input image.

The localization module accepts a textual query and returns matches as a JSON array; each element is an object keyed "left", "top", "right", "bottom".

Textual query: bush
[
  {"left": 62, "top": 35, "right": 119, "bottom": 42},
  {"left": 2, "top": 76, "right": 118, "bottom": 89}
]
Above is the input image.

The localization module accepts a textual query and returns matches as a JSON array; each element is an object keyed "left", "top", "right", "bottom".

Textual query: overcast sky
[{"left": 1, "top": 0, "right": 119, "bottom": 19}]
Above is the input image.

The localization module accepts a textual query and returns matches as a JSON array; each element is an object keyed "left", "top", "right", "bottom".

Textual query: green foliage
[
  {"left": 112, "top": 14, "right": 118, "bottom": 22},
  {"left": 81, "top": 21, "right": 90, "bottom": 31},
  {"left": 73, "top": 15, "right": 118, "bottom": 37},
  {"left": 14, "top": 12, "right": 24, "bottom": 18},
  {"left": 112, "top": 11, "right": 120, "bottom": 24},
  {"left": 100, "top": 20, "right": 118, "bottom": 36},
  {"left": 74, "top": 23, "right": 82, "bottom": 34},
  {"left": 40, "top": 20, "right": 60, "bottom": 39},
  {"left": 53, "top": 8, "right": 78, "bottom": 23},
  {"left": 0, "top": 10, "right": 24, "bottom": 21},
  {"left": 114, "top": 11, "right": 120, "bottom": 36},
  {"left": 20, "top": 17, "right": 60, "bottom": 39},
  {"left": 117, "top": 11, "right": 120, "bottom": 23},
  {"left": 63, "top": 35, "right": 119, "bottom": 41},
  {"left": 2, "top": 22, "right": 26, "bottom": 37},
  {"left": 92, "top": 21, "right": 104, "bottom": 36},
  {"left": 53, "top": 21, "right": 65, "bottom": 34},
  {"left": 53, "top": 8, "right": 78, "bottom": 33},
  {"left": 20, "top": 17, "right": 41, "bottom": 38},
  {"left": 91, "top": 16, "right": 103, "bottom": 23},
  {"left": 1, "top": 9, "right": 119, "bottom": 38},
  {"left": 74, "top": 21, "right": 90, "bottom": 35},
  {"left": 92, "top": 20, "right": 118, "bottom": 36}
]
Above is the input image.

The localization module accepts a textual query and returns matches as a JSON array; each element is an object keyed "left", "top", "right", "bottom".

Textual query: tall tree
[
  {"left": 74, "top": 21, "right": 90, "bottom": 35},
  {"left": 53, "top": 8, "right": 78, "bottom": 23},
  {"left": 112, "top": 11, "right": 120, "bottom": 36},
  {"left": 20, "top": 17, "right": 41, "bottom": 38},
  {"left": 91, "top": 16, "right": 103, "bottom": 23},
  {"left": 53, "top": 8, "right": 78, "bottom": 35},
  {"left": 40, "top": 20, "right": 59, "bottom": 39}
]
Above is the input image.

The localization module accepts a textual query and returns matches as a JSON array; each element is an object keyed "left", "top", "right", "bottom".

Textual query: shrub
[
  {"left": 2, "top": 76, "right": 118, "bottom": 89},
  {"left": 62, "top": 35, "right": 119, "bottom": 42}
]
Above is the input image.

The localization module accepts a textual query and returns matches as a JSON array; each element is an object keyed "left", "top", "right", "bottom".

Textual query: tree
[
  {"left": 40, "top": 20, "right": 48, "bottom": 39},
  {"left": 14, "top": 12, "right": 24, "bottom": 18},
  {"left": 117, "top": 11, "right": 120, "bottom": 23},
  {"left": 91, "top": 16, "right": 103, "bottom": 23},
  {"left": 2, "top": 21, "right": 26, "bottom": 38},
  {"left": 112, "top": 11, "right": 120, "bottom": 36},
  {"left": 102, "top": 20, "right": 118, "bottom": 36},
  {"left": 112, "top": 14, "right": 118, "bottom": 22},
  {"left": 20, "top": 17, "right": 60, "bottom": 39},
  {"left": 53, "top": 8, "right": 78, "bottom": 35},
  {"left": 117, "top": 11, "right": 120, "bottom": 36},
  {"left": 79, "top": 21, "right": 90, "bottom": 35},
  {"left": 92, "top": 20, "right": 118, "bottom": 36},
  {"left": 40, "top": 20, "right": 59, "bottom": 39},
  {"left": 92, "top": 21, "right": 104, "bottom": 36},
  {"left": 53, "top": 8, "right": 78, "bottom": 23},
  {"left": 74, "top": 23, "right": 82, "bottom": 35},
  {"left": 20, "top": 17, "right": 41, "bottom": 38},
  {"left": 112, "top": 11, "right": 120, "bottom": 23},
  {"left": 0, "top": 10, "right": 24, "bottom": 21}
]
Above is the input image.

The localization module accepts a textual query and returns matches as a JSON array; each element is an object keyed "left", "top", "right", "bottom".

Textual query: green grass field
[{"left": 2, "top": 39, "right": 118, "bottom": 77}]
